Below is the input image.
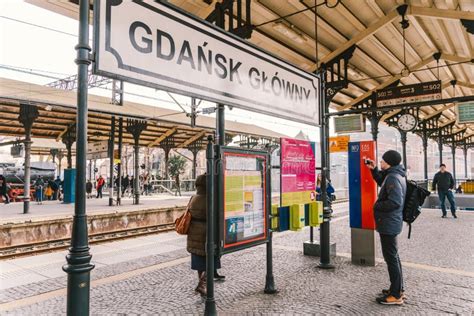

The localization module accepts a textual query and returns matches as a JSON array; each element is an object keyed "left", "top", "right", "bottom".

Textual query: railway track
[
  {"left": 0, "top": 223, "right": 176, "bottom": 260},
  {"left": 1, "top": 200, "right": 348, "bottom": 260}
]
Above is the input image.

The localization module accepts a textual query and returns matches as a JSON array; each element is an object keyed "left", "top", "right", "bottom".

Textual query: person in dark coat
[
  {"left": 432, "top": 164, "right": 456, "bottom": 218},
  {"left": 0, "top": 175, "right": 9, "bottom": 204},
  {"left": 52, "top": 176, "right": 61, "bottom": 200},
  {"left": 86, "top": 180, "right": 93, "bottom": 199},
  {"left": 34, "top": 176, "right": 45, "bottom": 204},
  {"left": 366, "top": 150, "right": 407, "bottom": 305},
  {"left": 186, "top": 174, "right": 222, "bottom": 297},
  {"left": 122, "top": 175, "right": 130, "bottom": 197}
]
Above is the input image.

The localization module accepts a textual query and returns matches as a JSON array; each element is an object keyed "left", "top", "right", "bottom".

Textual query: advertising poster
[
  {"left": 223, "top": 152, "right": 268, "bottom": 250},
  {"left": 280, "top": 138, "right": 316, "bottom": 206}
]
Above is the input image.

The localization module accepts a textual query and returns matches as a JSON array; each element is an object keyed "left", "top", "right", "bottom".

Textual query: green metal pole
[
  {"left": 62, "top": 0, "right": 94, "bottom": 314},
  {"left": 117, "top": 117, "right": 123, "bottom": 205},
  {"left": 109, "top": 116, "right": 115, "bottom": 206},
  {"left": 264, "top": 157, "right": 276, "bottom": 294},
  {"left": 464, "top": 144, "right": 468, "bottom": 179},
  {"left": 400, "top": 131, "right": 408, "bottom": 169},
  {"left": 205, "top": 138, "right": 217, "bottom": 316},
  {"left": 134, "top": 137, "right": 139, "bottom": 205},
  {"left": 318, "top": 72, "right": 334, "bottom": 270}
]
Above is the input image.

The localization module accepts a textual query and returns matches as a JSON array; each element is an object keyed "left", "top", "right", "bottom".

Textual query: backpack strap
[{"left": 407, "top": 223, "right": 412, "bottom": 239}]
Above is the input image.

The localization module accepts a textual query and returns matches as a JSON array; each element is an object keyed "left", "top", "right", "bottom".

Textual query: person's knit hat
[{"left": 382, "top": 150, "right": 402, "bottom": 167}]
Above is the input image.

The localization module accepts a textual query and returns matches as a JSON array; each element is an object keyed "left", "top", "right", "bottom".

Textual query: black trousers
[
  {"left": 96, "top": 187, "right": 103, "bottom": 198},
  {"left": 1, "top": 192, "right": 9, "bottom": 203},
  {"left": 379, "top": 234, "right": 403, "bottom": 298}
]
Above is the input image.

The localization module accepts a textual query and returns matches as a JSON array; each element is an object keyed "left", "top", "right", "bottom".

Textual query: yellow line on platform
[
  {"left": 273, "top": 245, "right": 474, "bottom": 278},
  {"left": 0, "top": 256, "right": 189, "bottom": 312}
]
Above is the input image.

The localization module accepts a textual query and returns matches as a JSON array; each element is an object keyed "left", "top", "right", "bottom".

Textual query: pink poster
[{"left": 280, "top": 137, "right": 316, "bottom": 206}]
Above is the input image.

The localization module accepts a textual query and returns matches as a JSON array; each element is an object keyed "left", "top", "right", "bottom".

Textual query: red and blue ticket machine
[{"left": 348, "top": 141, "right": 377, "bottom": 230}]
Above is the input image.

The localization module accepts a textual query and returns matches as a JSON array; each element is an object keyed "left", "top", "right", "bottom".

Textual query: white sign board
[
  {"left": 93, "top": 0, "right": 320, "bottom": 125},
  {"left": 87, "top": 141, "right": 109, "bottom": 154},
  {"left": 87, "top": 151, "right": 108, "bottom": 160}
]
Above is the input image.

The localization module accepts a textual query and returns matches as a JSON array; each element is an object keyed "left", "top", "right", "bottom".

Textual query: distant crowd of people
[
  {"left": 84, "top": 173, "right": 156, "bottom": 199},
  {"left": 0, "top": 174, "right": 63, "bottom": 205}
]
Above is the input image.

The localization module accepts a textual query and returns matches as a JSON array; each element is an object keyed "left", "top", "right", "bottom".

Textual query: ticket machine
[{"left": 348, "top": 141, "right": 377, "bottom": 266}]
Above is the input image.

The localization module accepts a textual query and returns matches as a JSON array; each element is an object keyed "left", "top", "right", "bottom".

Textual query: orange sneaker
[{"left": 376, "top": 295, "right": 404, "bottom": 305}]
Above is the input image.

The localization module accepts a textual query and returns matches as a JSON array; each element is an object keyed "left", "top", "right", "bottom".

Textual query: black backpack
[{"left": 403, "top": 180, "right": 431, "bottom": 239}]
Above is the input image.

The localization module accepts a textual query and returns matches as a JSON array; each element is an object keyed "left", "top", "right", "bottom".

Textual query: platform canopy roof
[
  {"left": 0, "top": 78, "right": 285, "bottom": 148},
  {"left": 24, "top": 0, "right": 474, "bottom": 143}
]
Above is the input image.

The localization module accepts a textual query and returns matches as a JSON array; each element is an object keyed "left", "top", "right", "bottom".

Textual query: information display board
[
  {"left": 456, "top": 102, "right": 474, "bottom": 124},
  {"left": 334, "top": 115, "right": 365, "bottom": 134},
  {"left": 348, "top": 141, "right": 377, "bottom": 230},
  {"left": 280, "top": 138, "right": 316, "bottom": 206},
  {"left": 376, "top": 80, "right": 441, "bottom": 107},
  {"left": 220, "top": 147, "right": 270, "bottom": 253}
]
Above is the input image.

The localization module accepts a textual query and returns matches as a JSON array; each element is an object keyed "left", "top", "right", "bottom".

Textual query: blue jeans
[{"left": 438, "top": 190, "right": 456, "bottom": 216}]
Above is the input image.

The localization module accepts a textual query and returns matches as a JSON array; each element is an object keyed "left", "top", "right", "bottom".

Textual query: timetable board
[{"left": 220, "top": 148, "right": 270, "bottom": 253}]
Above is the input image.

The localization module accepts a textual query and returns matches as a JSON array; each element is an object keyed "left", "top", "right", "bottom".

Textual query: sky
[{"left": 0, "top": 0, "right": 322, "bottom": 165}]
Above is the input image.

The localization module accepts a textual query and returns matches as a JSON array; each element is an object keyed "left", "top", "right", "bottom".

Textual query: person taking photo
[{"left": 366, "top": 150, "right": 407, "bottom": 305}]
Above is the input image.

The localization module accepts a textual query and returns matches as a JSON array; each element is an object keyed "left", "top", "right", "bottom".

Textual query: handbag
[{"left": 175, "top": 196, "right": 193, "bottom": 235}]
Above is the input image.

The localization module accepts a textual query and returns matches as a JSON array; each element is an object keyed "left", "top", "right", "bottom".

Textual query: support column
[
  {"left": 62, "top": 1, "right": 95, "bottom": 314},
  {"left": 216, "top": 104, "right": 225, "bottom": 146},
  {"left": 89, "top": 159, "right": 92, "bottom": 182},
  {"left": 205, "top": 137, "right": 217, "bottom": 316},
  {"left": 464, "top": 144, "right": 468, "bottom": 179},
  {"left": 18, "top": 103, "right": 39, "bottom": 214},
  {"left": 58, "top": 150, "right": 64, "bottom": 179},
  {"left": 438, "top": 133, "right": 443, "bottom": 166},
  {"left": 109, "top": 116, "right": 115, "bottom": 206},
  {"left": 318, "top": 74, "right": 334, "bottom": 269},
  {"left": 187, "top": 138, "right": 205, "bottom": 190},
  {"left": 117, "top": 117, "right": 123, "bottom": 205},
  {"left": 126, "top": 119, "right": 147, "bottom": 205},
  {"left": 164, "top": 148, "right": 170, "bottom": 183},
  {"left": 452, "top": 142, "right": 456, "bottom": 184},
  {"left": 400, "top": 131, "right": 408, "bottom": 169},
  {"left": 62, "top": 125, "right": 76, "bottom": 169},
  {"left": 422, "top": 132, "right": 429, "bottom": 183},
  {"left": 370, "top": 115, "right": 379, "bottom": 143}
]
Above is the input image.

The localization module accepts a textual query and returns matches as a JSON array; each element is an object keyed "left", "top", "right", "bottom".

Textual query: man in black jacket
[
  {"left": 366, "top": 150, "right": 407, "bottom": 305},
  {"left": 432, "top": 164, "right": 456, "bottom": 218}
]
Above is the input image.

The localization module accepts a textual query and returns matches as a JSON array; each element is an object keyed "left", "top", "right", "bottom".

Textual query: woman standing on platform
[{"left": 186, "top": 174, "right": 222, "bottom": 297}]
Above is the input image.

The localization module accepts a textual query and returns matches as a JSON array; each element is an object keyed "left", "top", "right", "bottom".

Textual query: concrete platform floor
[{"left": 0, "top": 205, "right": 473, "bottom": 315}]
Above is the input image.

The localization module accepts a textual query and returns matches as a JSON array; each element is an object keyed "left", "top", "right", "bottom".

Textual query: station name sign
[
  {"left": 376, "top": 80, "right": 441, "bottom": 107},
  {"left": 93, "top": 0, "right": 320, "bottom": 125}
]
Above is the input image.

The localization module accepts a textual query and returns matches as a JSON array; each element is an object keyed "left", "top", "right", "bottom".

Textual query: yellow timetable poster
[{"left": 224, "top": 154, "right": 265, "bottom": 246}]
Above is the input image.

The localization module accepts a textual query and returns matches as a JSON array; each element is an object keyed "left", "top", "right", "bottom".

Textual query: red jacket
[{"left": 97, "top": 177, "right": 105, "bottom": 188}]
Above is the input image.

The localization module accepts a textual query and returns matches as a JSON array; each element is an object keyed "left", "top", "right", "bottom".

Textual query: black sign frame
[{"left": 218, "top": 146, "right": 271, "bottom": 255}]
